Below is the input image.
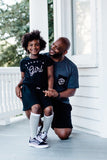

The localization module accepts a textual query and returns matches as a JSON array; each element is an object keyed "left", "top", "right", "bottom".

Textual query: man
[
  {"left": 16, "top": 37, "right": 79, "bottom": 140},
  {"left": 43, "top": 37, "right": 79, "bottom": 140}
]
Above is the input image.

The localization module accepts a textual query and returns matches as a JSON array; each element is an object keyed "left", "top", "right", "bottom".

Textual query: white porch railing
[{"left": 0, "top": 67, "right": 23, "bottom": 124}]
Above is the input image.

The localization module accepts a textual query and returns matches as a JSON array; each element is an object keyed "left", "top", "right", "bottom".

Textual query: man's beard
[{"left": 50, "top": 51, "right": 63, "bottom": 59}]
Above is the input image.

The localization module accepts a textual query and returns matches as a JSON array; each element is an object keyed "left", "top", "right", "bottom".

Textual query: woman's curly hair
[{"left": 21, "top": 30, "right": 46, "bottom": 53}]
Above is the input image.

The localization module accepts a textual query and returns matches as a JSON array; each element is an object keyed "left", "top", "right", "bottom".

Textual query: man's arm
[
  {"left": 43, "top": 88, "right": 76, "bottom": 98},
  {"left": 47, "top": 65, "right": 54, "bottom": 90},
  {"left": 58, "top": 88, "right": 76, "bottom": 98},
  {"left": 15, "top": 72, "right": 25, "bottom": 100}
]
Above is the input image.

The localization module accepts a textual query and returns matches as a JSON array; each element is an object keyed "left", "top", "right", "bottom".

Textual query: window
[{"left": 71, "top": 0, "right": 98, "bottom": 67}]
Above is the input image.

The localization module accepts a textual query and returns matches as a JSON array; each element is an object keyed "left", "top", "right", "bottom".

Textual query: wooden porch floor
[{"left": 0, "top": 119, "right": 107, "bottom": 160}]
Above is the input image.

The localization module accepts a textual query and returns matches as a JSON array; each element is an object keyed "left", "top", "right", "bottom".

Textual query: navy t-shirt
[
  {"left": 45, "top": 53, "right": 79, "bottom": 104},
  {"left": 20, "top": 54, "right": 53, "bottom": 90}
]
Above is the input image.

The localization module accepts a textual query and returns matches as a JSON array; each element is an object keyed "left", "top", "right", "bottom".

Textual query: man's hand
[
  {"left": 43, "top": 88, "right": 76, "bottom": 98},
  {"left": 43, "top": 89, "right": 59, "bottom": 98},
  {"left": 15, "top": 86, "right": 22, "bottom": 101}
]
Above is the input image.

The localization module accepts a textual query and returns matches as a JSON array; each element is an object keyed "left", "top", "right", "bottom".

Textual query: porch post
[
  {"left": 53, "top": 0, "right": 72, "bottom": 59},
  {"left": 29, "top": 0, "right": 49, "bottom": 52},
  {"left": 53, "top": 0, "right": 72, "bottom": 40},
  {"left": 99, "top": 0, "right": 107, "bottom": 138}
]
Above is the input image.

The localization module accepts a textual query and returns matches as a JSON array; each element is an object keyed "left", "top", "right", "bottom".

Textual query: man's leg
[
  {"left": 54, "top": 128, "right": 72, "bottom": 140},
  {"left": 51, "top": 100, "right": 73, "bottom": 140}
]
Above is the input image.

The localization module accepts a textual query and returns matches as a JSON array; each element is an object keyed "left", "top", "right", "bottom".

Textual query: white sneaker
[
  {"left": 29, "top": 136, "right": 48, "bottom": 148},
  {"left": 39, "top": 131, "right": 48, "bottom": 143}
]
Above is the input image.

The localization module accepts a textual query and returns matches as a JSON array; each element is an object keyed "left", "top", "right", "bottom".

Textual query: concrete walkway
[{"left": 0, "top": 119, "right": 107, "bottom": 160}]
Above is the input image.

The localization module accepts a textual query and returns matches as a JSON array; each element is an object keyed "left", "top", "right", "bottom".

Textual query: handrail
[{"left": 0, "top": 67, "right": 23, "bottom": 124}]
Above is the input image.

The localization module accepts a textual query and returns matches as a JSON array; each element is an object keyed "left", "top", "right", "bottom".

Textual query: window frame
[{"left": 71, "top": 0, "right": 98, "bottom": 68}]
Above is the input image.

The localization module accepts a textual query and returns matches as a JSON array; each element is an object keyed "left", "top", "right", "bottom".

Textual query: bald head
[{"left": 57, "top": 37, "right": 70, "bottom": 51}]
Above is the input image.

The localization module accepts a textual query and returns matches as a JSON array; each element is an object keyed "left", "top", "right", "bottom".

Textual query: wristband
[{"left": 57, "top": 92, "right": 60, "bottom": 98}]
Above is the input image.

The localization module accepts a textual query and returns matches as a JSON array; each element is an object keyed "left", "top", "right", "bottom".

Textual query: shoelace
[
  {"left": 39, "top": 132, "right": 47, "bottom": 140},
  {"left": 36, "top": 135, "right": 44, "bottom": 143}
]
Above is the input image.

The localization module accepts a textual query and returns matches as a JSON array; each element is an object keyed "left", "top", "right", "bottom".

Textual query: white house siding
[
  {"left": 30, "top": 0, "right": 107, "bottom": 138},
  {"left": 70, "top": 67, "right": 100, "bottom": 136},
  {"left": 52, "top": 0, "right": 107, "bottom": 137}
]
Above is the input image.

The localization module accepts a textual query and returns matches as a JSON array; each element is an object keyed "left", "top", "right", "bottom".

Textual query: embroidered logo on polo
[{"left": 57, "top": 75, "right": 67, "bottom": 86}]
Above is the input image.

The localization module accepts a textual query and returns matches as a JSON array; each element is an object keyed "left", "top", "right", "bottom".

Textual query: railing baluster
[{"left": 0, "top": 67, "right": 23, "bottom": 124}]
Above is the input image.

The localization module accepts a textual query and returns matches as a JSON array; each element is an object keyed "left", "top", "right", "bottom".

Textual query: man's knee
[{"left": 54, "top": 128, "right": 72, "bottom": 140}]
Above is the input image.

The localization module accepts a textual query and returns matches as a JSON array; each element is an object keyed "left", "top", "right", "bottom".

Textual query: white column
[
  {"left": 53, "top": 0, "right": 72, "bottom": 59},
  {"left": 99, "top": 0, "right": 107, "bottom": 138},
  {"left": 53, "top": 0, "right": 62, "bottom": 39},
  {"left": 30, "top": 0, "right": 49, "bottom": 52}
]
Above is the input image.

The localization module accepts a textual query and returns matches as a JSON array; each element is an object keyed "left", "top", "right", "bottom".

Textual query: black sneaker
[{"left": 29, "top": 136, "right": 48, "bottom": 148}]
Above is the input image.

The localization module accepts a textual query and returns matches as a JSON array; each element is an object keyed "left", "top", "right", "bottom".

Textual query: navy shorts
[
  {"left": 21, "top": 84, "right": 52, "bottom": 111},
  {"left": 51, "top": 99, "right": 73, "bottom": 129}
]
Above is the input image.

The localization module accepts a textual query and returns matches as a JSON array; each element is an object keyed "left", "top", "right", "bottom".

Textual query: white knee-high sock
[
  {"left": 30, "top": 112, "right": 40, "bottom": 138},
  {"left": 42, "top": 114, "right": 53, "bottom": 133}
]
